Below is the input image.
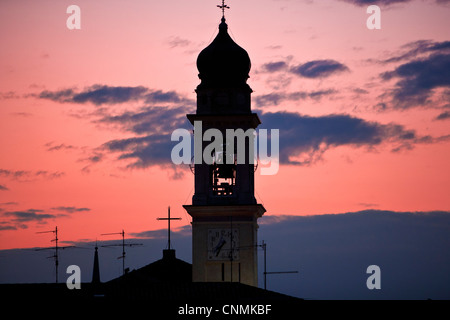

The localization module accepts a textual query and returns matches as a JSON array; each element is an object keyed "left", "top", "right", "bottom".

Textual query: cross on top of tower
[
  {"left": 157, "top": 206, "right": 181, "bottom": 250},
  {"left": 217, "top": 0, "right": 230, "bottom": 19}
]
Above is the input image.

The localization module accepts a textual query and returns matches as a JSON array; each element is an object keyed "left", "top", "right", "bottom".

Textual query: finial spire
[{"left": 217, "top": 0, "right": 230, "bottom": 19}]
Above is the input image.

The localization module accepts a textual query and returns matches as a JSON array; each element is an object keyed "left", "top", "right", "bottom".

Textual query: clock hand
[{"left": 214, "top": 238, "right": 226, "bottom": 256}]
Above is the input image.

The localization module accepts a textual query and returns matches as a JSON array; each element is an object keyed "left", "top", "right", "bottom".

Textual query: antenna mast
[
  {"left": 36, "top": 226, "right": 74, "bottom": 283},
  {"left": 259, "top": 240, "right": 298, "bottom": 290},
  {"left": 101, "top": 229, "right": 142, "bottom": 276}
]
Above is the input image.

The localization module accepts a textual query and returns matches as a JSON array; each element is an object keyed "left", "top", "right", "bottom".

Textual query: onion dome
[{"left": 197, "top": 17, "right": 251, "bottom": 87}]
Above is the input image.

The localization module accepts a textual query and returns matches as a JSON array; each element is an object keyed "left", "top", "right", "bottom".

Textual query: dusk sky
[{"left": 0, "top": 0, "right": 449, "bottom": 265}]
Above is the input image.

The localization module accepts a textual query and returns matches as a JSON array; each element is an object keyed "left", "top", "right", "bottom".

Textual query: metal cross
[
  {"left": 217, "top": 0, "right": 230, "bottom": 18},
  {"left": 157, "top": 206, "right": 181, "bottom": 250}
]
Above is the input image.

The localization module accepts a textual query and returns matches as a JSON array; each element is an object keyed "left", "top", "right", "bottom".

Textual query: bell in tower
[{"left": 183, "top": 5, "right": 266, "bottom": 287}]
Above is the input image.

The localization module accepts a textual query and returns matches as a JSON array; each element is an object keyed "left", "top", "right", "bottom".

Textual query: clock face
[{"left": 208, "top": 228, "right": 239, "bottom": 261}]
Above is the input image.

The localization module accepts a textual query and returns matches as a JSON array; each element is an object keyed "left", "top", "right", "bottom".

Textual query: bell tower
[{"left": 183, "top": 7, "right": 265, "bottom": 287}]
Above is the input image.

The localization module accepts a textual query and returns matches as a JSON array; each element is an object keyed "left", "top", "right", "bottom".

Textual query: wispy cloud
[
  {"left": 380, "top": 40, "right": 450, "bottom": 64},
  {"left": 44, "top": 142, "right": 77, "bottom": 152},
  {"left": 130, "top": 225, "right": 190, "bottom": 239},
  {"left": 166, "top": 36, "right": 191, "bottom": 48},
  {"left": 34, "top": 85, "right": 194, "bottom": 107},
  {"left": 0, "top": 205, "right": 89, "bottom": 231},
  {"left": 95, "top": 105, "right": 192, "bottom": 135},
  {"left": 50, "top": 206, "right": 90, "bottom": 214},
  {"left": 0, "top": 169, "right": 65, "bottom": 182},
  {"left": 254, "top": 90, "right": 337, "bottom": 108}
]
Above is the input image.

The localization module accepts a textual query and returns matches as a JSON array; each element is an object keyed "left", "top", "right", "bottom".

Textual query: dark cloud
[
  {"left": 71, "top": 85, "right": 148, "bottom": 105},
  {"left": 2, "top": 209, "right": 57, "bottom": 223},
  {"left": 0, "top": 223, "right": 16, "bottom": 231},
  {"left": 44, "top": 142, "right": 76, "bottom": 152},
  {"left": 97, "top": 108, "right": 447, "bottom": 171},
  {"left": 35, "top": 85, "right": 194, "bottom": 106},
  {"left": 38, "top": 88, "right": 75, "bottom": 103},
  {"left": 290, "top": 60, "right": 349, "bottom": 78},
  {"left": 144, "top": 90, "right": 193, "bottom": 105},
  {"left": 435, "top": 111, "right": 450, "bottom": 120},
  {"left": 390, "top": 134, "right": 450, "bottom": 152},
  {"left": 85, "top": 153, "right": 103, "bottom": 163},
  {"left": 381, "top": 53, "right": 450, "bottom": 108},
  {"left": 94, "top": 106, "right": 192, "bottom": 176},
  {"left": 260, "top": 61, "right": 288, "bottom": 73},
  {"left": 352, "top": 88, "right": 369, "bottom": 95},
  {"left": 77, "top": 151, "right": 105, "bottom": 174},
  {"left": 0, "top": 184, "right": 8, "bottom": 191},
  {"left": 381, "top": 40, "right": 450, "bottom": 64},
  {"left": 50, "top": 206, "right": 90, "bottom": 214},
  {"left": 0, "top": 206, "right": 82, "bottom": 230},
  {"left": 0, "top": 169, "right": 65, "bottom": 181},
  {"left": 254, "top": 90, "right": 337, "bottom": 108},
  {"left": 130, "top": 229, "right": 168, "bottom": 239},
  {"left": 103, "top": 134, "right": 180, "bottom": 170},
  {"left": 259, "top": 111, "right": 434, "bottom": 165},
  {"left": 62, "top": 103, "right": 193, "bottom": 177},
  {"left": 131, "top": 225, "right": 191, "bottom": 239},
  {"left": 96, "top": 105, "right": 191, "bottom": 135}
]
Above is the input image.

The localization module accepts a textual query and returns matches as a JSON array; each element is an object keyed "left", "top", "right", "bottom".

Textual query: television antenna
[
  {"left": 101, "top": 229, "right": 143, "bottom": 276},
  {"left": 36, "top": 226, "right": 75, "bottom": 283},
  {"left": 239, "top": 240, "right": 298, "bottom": 290},
  {"left": 259, "top": 240, "right": 298, "bottom": 290}
]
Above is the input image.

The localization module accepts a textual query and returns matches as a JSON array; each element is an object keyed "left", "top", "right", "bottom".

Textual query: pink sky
[{"left": 0, "top": 0, "right": 449, "bottom": 250}]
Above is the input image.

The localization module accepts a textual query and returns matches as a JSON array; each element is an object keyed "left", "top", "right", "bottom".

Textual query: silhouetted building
[
  {"left": 108, "top": 249, "right": 191, "bottom": 284},
  {"left": 184, "top": 15, "right": 265, "bottom": 286},
  {"left": 0, "top": 9, "right": 303, "bottom": 314}
]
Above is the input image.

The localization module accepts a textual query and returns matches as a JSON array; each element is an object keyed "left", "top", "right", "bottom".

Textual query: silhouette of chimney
[{"left": 163, "top": 248, "right": 176, "bottom": 260}]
